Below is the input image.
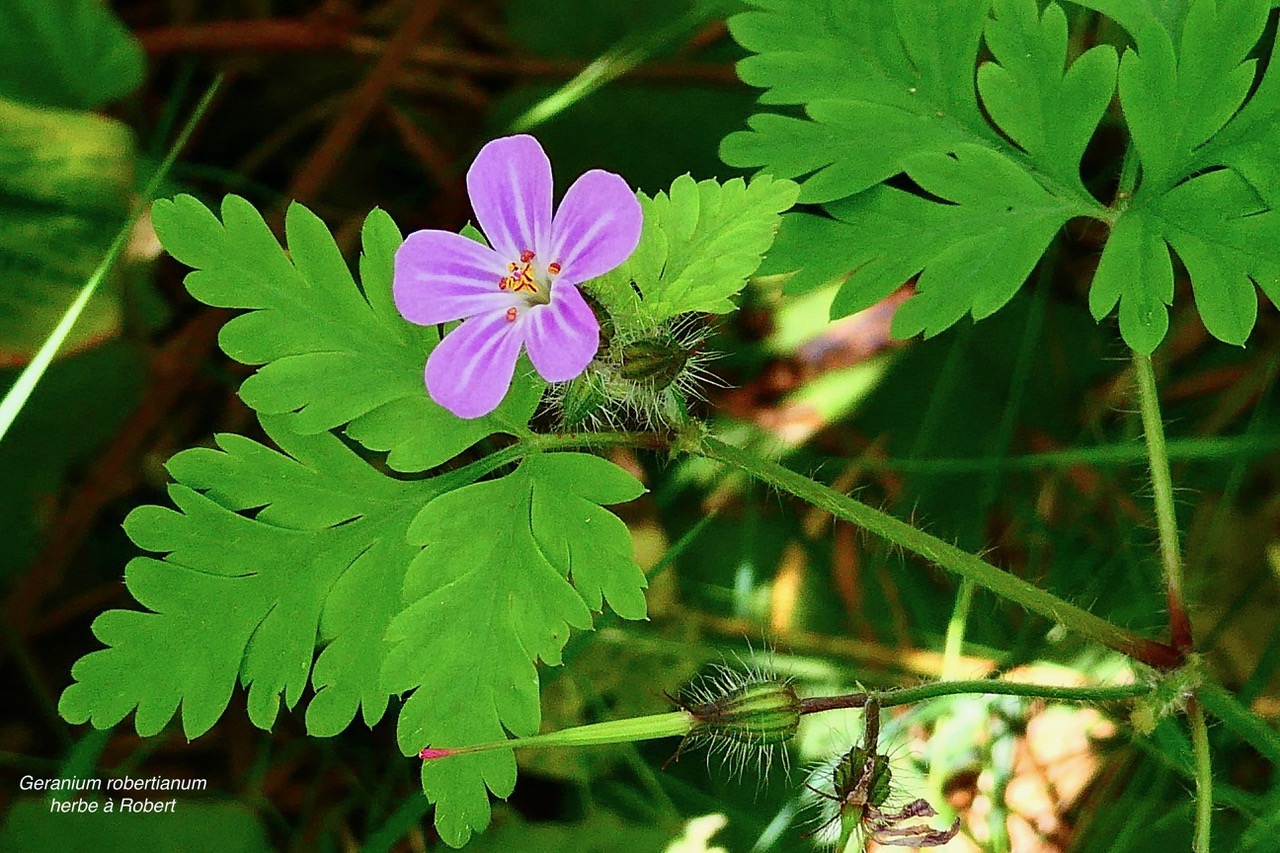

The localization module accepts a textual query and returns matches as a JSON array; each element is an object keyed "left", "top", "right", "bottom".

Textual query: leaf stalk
[{"left": 693, "top": 436, "right": 1182, "bottom": 668}]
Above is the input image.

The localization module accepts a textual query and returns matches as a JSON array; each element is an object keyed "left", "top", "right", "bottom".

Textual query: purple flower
[{"left": 393, "top": 135, "right": 643, "bottom": 419}]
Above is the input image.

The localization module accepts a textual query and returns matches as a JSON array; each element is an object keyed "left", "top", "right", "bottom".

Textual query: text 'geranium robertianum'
[{"left": 393, "top": 135, "right": 643, "bottom": 418}]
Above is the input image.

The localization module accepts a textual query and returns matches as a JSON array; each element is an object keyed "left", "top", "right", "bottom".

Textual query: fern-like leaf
[{"left": 150, "top": 197, "right": 541, "bottom": 472}]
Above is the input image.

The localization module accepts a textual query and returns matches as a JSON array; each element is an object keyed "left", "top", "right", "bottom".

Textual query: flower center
[{"left": 498, "top": 250, "right": 560, "bottom": 311}]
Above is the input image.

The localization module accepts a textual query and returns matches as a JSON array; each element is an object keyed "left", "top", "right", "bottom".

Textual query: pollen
[{"left": 499, "top": 259, "right": 539, "bottom": 294}]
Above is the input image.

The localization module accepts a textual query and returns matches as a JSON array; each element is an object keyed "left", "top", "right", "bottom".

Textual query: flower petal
[
  {"left": 425, "top": 310, "right": 527, "bottom": 419},
  {"left": 524, "top": 284, "right": 599, "bottom": 382},
  {"left": 548, "top": 169, "right": 642, "bottom": 285},
  {"left": 394, "top": 229, "right": 517, "bottom": 325},
  {"left": 467, "top": 135, "right": 553, "bottom": 262}
]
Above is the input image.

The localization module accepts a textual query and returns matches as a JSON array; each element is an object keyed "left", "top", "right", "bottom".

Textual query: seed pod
[{"left": 683, "top": 676, "right": 803, "bottom": 749}]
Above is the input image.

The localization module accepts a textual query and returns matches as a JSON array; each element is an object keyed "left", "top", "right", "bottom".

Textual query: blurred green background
[{"left": 2, "top": 1, "right": 1280, "bottom": 851}]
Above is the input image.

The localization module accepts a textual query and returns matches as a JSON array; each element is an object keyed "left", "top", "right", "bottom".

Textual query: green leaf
[
  {"left": 58, "top": 417, "right": 433, "bottom": 740},
  {"left": 1116, "top": 0, "right": 1268, "bottom": 195},
  {"left": 725, "top": 0, "right": 1109, "bottom": 342},
  {"left": 1084, "top": 0, "right": 1280, "bottom": 350},
  {"left": 150, "top": 196, "right": 541, "bottom": 472},
  {"left": 768, "top": 144, "right": 1079, "bottom": 333},
  {"left": 722, "top": 0, "right": 998, "bottom": 204},
  {"left": 382, "top": 453, "right": 647, "bottom": 847},
  {"left": 1092, "top": 171, "right": 1280, "bottom": 352},
  {"left": 1189, "top": 14, "right": 1280, "bottom": 202},
  {"left": 1088, "top": 206, "right": 1174, "bottom": 355},
  {"left": 60, "top": 427, "right": 649, "bottom": 846},
  {"left": 588, "top": 174, "right": 797, "bottom": 325},
  {"left": 977, "top": 0, "right": 1118, "bottom": 196},
  {"left": 730, "top": 0, "right": 1280, "bottom": 352},
  {"left": 0, "top": 0, "right": 145, "bottom": 110},
  {"left": 0, "top": 97, "right": 134, "bottom": 365}
]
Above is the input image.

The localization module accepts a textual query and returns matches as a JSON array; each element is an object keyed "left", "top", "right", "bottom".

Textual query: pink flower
[{"left": 393, "top": 135, "right": 643, "bottom": 418}]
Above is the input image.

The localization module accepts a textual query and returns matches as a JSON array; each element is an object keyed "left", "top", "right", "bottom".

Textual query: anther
[
  {"left": 520, "top": 250, "right": 535, "bottom": 263},
  {"left": 505, "top": 307, "right": 518, "bottom": 322},
  {"left": 548, "top": 262, "right": 562, "bottom": 275}
]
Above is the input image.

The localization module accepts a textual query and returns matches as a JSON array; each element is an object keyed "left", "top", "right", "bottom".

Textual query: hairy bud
[{"left": 552, "top": 314, "right": 718, "bottom": 431}]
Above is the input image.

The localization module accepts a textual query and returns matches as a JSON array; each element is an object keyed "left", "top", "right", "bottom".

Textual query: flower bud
[{"left": 559, "top": 372, "right": 611, "bottom": 430}]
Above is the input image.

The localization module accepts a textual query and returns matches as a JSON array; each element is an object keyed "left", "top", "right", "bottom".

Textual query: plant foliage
[
  {"left": 384, "top": 453, "right": 647, "bottom": 845},
  {"left": 59, "top": 200, "right": 653, "bottom": 846},
  {"left": 150, "top": 196, "right": 541, "bottom": 471},
  {"left": 591, "top": 173, "right": 799, "bottom": 324},
  {"left": 724, "top": 0, "right": 1280, "bottom": 352},
  {"left": 0, "top": 0, "right": 144, "bottom": 110}
]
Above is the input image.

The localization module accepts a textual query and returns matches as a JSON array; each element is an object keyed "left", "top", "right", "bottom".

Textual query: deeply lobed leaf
[
  {"left": 589, "top": 173, "right": 798, "bottom": 326},
  {"left": 150, "top": 196, "right": 541, "bottom": 472},
  {"left": 730, "top": 0, "right": 1280, "bottom": 353},
  {"left": 383, "top": 453, "right": 647, "bottom": 847},
  {"left": 1091, "top": 171, "right": 1280, "bottom": 351},
  {"left": 771, "top": 145, "right": 1080, "bottom": 332},
  {"left": 723, "top": 0, "right": 998, "bottom": 204},
  {"left": 60, "top": 420, "right": 650, "bottom": 844},
  {"left": 58, "top": 417, "right": 433, "bottom": 739}
]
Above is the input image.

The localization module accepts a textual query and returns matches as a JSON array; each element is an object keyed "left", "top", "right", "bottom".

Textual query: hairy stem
[
  {"left": 431, "top": 430, "right": 671, "bottom": 494},
  {"left": 1189, "top": 698, "right": 1213, "bottom": 853},
  {"left": 695, "top": 436, "right": 1181, "bottom": 668},
  {"left": 1133, "top": 352, "right": 1193, "bottom": 651},
  {"left": 799, "top": 679, "right": 1152, "bottom": 715}
]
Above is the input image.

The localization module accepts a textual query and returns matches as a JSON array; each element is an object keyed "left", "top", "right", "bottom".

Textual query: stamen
[
  {"left": 498, "top": 259, "right": 539, "bottom": 294},
  {"left": 520, "top": 250, "right": 535, "bottom": 263},
  {"left": 548, "top": 262, "right": 562, "bottom": 275},
  {"left": 505, "top": 307, "right": 518, "bottom": 322}
]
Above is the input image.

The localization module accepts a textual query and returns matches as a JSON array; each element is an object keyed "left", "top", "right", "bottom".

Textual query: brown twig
[
  {"left": 135, "top": 20, "right": 741, "bottom": 86},
  {"left": 286, "top": 0, "right": 446, "bottom": 205},
  {"left": 356, "top": 37, "right": 742, "bottom": 85},
  {"left": 137, "top": 18, "right": 353, "bottom": 54}
]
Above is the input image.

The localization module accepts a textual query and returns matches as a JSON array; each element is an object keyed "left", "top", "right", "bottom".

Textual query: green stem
[
  {"left": 431, "top": 430, "right": 672, "bottom": 494},
  {"left": 696, "top": 436, "right": 1181, "bottom": 668},
  {"left": 1189, "top": 698, "right": 1213, "bottom": 853},
  {"left": 1198, "top": 681, "right": 1280, "bottom": 767},
  {"left": 420, "top": 680, "right": 1148, "bottom": 761},
  {"left": 420, "top": 711, "right": 694, "bottom": 759},
  {"left": 799, "top": 678, "right": 1152, "bottom": 714},
  {"left": 815, "top": 434, "right": 1280, "bottom": 474},
  {"left": 529, "top": 430, "right": 673, "bottom": 452},
  {"left": 1133, "top": 352, "right": 1193, "bottom": 651}
]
